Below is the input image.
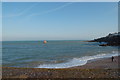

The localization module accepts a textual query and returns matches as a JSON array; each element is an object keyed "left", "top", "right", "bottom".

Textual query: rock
[
  {"left": 99, "top": 44, "right": 108, "bottom": 46},
  {"left": 88, "top": 32, "right": 120, "bottom": 46}
]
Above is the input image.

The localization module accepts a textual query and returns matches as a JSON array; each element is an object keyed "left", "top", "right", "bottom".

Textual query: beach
[
  {"left": 2, "top": 56, "right": 120, "bottom": 79},
  {"left": 72, "top": 56, "right": 119, "bottom": 69},
  {"left": 2, "top": 1, "right": 119, "bottom": 79}
]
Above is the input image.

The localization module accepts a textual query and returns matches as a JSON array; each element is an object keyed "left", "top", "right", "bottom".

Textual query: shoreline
[
  {"left": 2, "top": 56, "right": 119, "bottom": 78},
  {"left": 71, "top": 56, "right": 119, "bottom": 69},
  {"left": 35, "top": 53, "right": 118, "bottom": 69}
]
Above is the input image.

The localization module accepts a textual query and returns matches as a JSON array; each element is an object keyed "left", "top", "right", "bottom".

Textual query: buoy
[{"left": 43, "top": 40, "right": 47, "bottom": 44}]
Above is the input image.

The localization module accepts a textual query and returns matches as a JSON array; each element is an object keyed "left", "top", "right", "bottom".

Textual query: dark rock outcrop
[{"left": 89, "top": 32, "right": 120, "bottom": 46}]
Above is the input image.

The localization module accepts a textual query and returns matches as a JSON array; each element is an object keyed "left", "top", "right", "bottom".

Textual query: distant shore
[
  {"left": 2, "top": 56, "right": 119, "bottom": 79},
  {"left": 86, "top": 32, "right": 120, "bottom": 46}
]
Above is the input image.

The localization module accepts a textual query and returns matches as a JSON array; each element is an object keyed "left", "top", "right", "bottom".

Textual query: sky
[
  {"left": 2, "top": 2, "right": 118, "bottom": 41},
  {"left": 1, "top": 0, "right": 120, "bottom": 2},
  {"left": 0, "top": 2, "right": 2, "bottom": 42}
]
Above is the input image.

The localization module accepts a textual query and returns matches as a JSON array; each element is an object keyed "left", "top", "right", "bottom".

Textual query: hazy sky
[
  {"left": 2, "top": 2, "right": 118, "bottom": 41},
  {"left": 1, "top": 0, "right": 119, "bottom": 2},
  {"left": 0, "top": 2, "right": 1, "bottom": 41}
]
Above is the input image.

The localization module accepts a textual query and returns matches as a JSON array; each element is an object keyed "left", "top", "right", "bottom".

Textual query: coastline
[
  {"left": 2, "top": 56, "right": 119, "bottom": 78},
  {"left": 71, "top": 56, "right": 119, "bottom": 69}
]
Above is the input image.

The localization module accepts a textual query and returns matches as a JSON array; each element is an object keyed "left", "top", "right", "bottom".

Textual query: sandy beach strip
[
  {"left": 71, "top": 56, "right": 119, "bottom": 69},
  {"left": 2, "top": 56, "right": 120, "bottom": 79}
]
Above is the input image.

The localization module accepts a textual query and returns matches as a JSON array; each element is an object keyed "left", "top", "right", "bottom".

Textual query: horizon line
[{"left": 1, "top": 39, "right": 89, "bottom": 41}]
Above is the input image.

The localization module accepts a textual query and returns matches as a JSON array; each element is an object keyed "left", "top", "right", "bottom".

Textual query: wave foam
[{"left": 36, "top": 51, "right": 118, "bottom": 68}]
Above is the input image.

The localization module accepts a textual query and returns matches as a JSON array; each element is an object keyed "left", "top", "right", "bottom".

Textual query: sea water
[{"left": 2, "top": 40, "right": 119, "bottom": 68}]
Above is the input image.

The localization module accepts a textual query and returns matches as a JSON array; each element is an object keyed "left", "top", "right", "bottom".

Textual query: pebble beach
[{"left": 2, "top": 56, "right": 120, "bottom": 79}]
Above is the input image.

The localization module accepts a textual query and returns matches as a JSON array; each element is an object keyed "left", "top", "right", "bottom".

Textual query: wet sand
[
  {"left": 2, "top": 56, "right": 120, "bottom": 79},
  {"left": 72, "top": 56, "right": 119, "bottom": 69}
]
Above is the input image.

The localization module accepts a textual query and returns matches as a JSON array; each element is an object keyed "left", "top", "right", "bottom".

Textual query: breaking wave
[{"left": 36, "top": 51, "right": 119, "bottom": 68}]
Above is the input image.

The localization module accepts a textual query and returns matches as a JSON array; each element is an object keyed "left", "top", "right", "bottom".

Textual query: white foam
[{"left": 36, "top": 51, "right": 119, "bottom": 68}]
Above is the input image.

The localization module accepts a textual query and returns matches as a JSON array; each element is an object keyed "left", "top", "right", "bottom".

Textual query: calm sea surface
[{"left": 2, "top": 40, "right": 118, "bottom": 68}]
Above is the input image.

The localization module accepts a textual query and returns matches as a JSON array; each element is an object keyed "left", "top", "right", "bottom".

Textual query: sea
[{"left": 2, "top": 40, "right": 119, "bottom": 68}]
